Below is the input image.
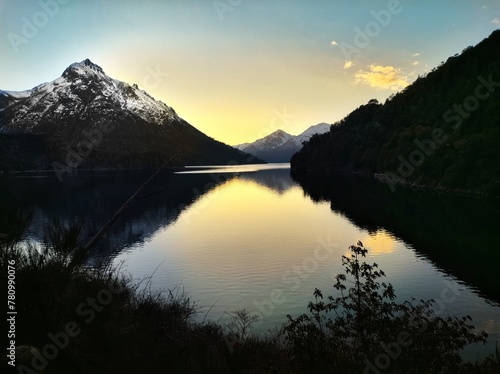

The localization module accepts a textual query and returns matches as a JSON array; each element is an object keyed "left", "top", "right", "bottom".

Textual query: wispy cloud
[
  {"left": 412, "top": 52, "right": 421, "bottom": 57},
  {"left": 330, "top": 40, "right": 338, "bottom": 46},
  {"left": 344, "top": 60, "right": 354, "bottom": 69},
  {"left": 411, "top": 61, "right": 420, "bottom": 66},
  {"left": 492, "top": 18, "right": 500, "bottom": 26},
  {"left": 355, "top": 65, "right": 409, "bottom": 90}
]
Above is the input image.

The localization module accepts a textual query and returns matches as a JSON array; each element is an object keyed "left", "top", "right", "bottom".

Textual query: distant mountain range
[
  {"left": 292, "top": 30, "right": 500, "bottom": 196},
  {"left": 0, "top": 59, "right": 260, "bottom": 175},
  {"left": 235, "top": 123, "right": 330, "bottom": 162}
]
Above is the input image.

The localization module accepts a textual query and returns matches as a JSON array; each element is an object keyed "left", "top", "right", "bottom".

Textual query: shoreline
[{"left": 290, "top": 166, "right": 499, "bottom": 198}]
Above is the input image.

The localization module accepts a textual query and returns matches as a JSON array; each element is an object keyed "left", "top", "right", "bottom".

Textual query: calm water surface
[
  {"left": 1, "top": 164, "right": 499, "bottom": 358},
  {"left": 116, "top": 164, "right": 500, "bottom": 358}
]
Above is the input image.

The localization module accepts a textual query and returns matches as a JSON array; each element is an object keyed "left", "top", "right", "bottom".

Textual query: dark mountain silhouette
[
  {"left": 0, "top": 59, "right": 262, "bottom": 174},
  {"left": 291, "top": 30, "right": 500, "bottom": 195}
]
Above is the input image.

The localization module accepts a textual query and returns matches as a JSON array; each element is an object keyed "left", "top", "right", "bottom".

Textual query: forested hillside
[{"left": 292, "top": 30, "right": 500, "bottom": 195}]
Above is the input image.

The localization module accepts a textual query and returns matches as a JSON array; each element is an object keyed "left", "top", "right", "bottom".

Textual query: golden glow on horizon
[
  {"left": 101, "top": 47, "right": 382, "bottom": 145},
  {"left": 160, "top": 176, "right": 361, "bottom": 283}
]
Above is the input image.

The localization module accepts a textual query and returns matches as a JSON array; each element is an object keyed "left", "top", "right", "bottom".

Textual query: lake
[{"left": 1, "top": 163, "right": 499, "bottom": 359}]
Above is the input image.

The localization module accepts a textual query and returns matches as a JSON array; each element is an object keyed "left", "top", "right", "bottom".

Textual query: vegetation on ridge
[{"left": 292, "top": 30, "right": 500, "bottom": 195}]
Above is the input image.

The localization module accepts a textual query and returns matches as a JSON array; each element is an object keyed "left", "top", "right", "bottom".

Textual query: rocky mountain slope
[
  {"left": 0, "top": 59, "right": 260, "bottom": 175},
  {"left": 235, "top": 123, "right": 330, "bottom": 162}
]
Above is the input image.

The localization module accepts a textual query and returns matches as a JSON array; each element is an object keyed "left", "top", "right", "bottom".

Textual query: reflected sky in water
[
  {"left": 1, "top": 164, "right": 498, "bottom": 359},
  {"left": 111, "top": 164, "right": 500, "bottom": 359}
]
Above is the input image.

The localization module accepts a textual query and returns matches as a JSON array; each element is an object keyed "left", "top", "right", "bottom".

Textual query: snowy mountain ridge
[
  {"left": 0, "top": 59, "right": 179, "bottom": 134},
  {"left": 243, "top": 129, "right": 295, "bottom": 150},
  {"left": 0, "top": 59, "right": 260, "bottom": 171},
  {"left": 235, "top": 123, "right": 331, "bottom": 162},
  {"left": 296, "top": 122, "right": 331, "bottom": 143}
]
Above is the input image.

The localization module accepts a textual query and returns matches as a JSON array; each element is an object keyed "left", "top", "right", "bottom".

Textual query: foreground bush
[
  {"left": 0, "top": 211, "right": 231, "bottom": 373},
  {"left": 285, "top": 242, "right": 498, "bottom": 373}
]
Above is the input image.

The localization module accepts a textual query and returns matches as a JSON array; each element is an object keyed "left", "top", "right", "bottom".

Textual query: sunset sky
[{"left": 1, "top": 0, "right": 499, "bottom": 145}]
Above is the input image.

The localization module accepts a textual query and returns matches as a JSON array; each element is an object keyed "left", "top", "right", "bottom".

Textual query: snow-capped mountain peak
[
  {"left": 63, "top": 58, "right": 106, "bottom": 78},
  {"left": 254, "top": 129, "right": 294, "bottom": 148},
  {"left": 298, "top": 122, "right": 330, "bottom": 138},
  {"left": 0, "top": 58, "right": 179, "bottom": 133},
  {"left": 0, "top": 59, "right": 259, "bottom": 171},
  {"left": 235, "top": 123, "right": 331, "bottom": 162}
]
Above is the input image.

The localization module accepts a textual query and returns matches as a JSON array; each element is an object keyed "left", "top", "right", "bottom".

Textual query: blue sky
[{"left": 1, "top": 0, "right": 499, "bottom": 144}]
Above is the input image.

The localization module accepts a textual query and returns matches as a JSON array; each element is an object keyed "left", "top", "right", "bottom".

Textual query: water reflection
[
  {"left": 2, "top": 167, "right": 499, "bottom": 306},
  {"left": 0, "top": 171, "right": 234, "bottom": 260},
  {"left": 0, "top": 166, "right": 297, "bottom": 261},
  {"left": 291, "top": 171, "right": 500, "bottom": 304},
  {"left": 1, "top": 165, "right": 499, "bottom": 358},
  {"left": 239, "top": 168, "right": 296, "bottom": 194},
  {"left": 362, "top": 230, "right": 397, "bottom": 255}
]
